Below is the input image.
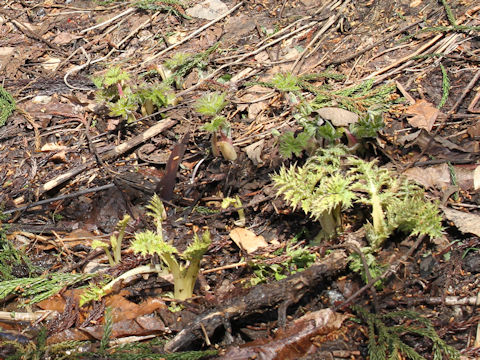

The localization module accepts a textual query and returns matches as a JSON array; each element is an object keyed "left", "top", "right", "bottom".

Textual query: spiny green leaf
[
  {"left": 182, "top": 230, "right": 211, "bottom": 262},
  {"left": 194, "top": 92, "right": 228, "bottom": 116},
  {"left": 131, "top": 230, "right": 176, "bottom": 256}
]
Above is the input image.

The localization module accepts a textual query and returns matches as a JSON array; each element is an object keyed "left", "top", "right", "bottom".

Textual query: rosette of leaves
[
  {"left": 273, "top": 75, "right": 397, "bottom": 158},
  {"left": 93, "top": 66, "right": 176, "bottom": 123}
]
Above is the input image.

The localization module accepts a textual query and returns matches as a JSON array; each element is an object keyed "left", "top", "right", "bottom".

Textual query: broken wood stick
[{"left": 101, "top": 118, "right": 176, "bottom": 161}]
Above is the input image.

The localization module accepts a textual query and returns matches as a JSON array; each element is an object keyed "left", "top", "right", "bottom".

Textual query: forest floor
[{"left": 0, "top": 0, "right": 480, "bottom": 359}]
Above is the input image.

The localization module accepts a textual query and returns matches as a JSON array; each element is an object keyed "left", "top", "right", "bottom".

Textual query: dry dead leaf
[
  {"left": 405, "top": 99, "right": 440, "bottom": 132},
  {"left": 0, "top": 46, "right": 15, "bottom": 57},
  {"left": 186, "top": 0, "right": 228, "bottom": 20},
  {"left": 50, "top": 150, "right": 67, "bottom": 163},
  {"left": 410, "top": 0, "right": 422, "bottom": 7},
  {"left": 404, "top": 163, "right": 474, "bottom": 191},
  {"left": 32, "top": 95, "right": 52, "bottom": 104},
  {"left": 467, "top": 122, "right": 480, "bottom": 138},
  {"left": 442, "top": 207, "right": 480, "bottom": 237},
  {"left": 53, "top": 32, "right": 81, "bottom": 45},
  {"left": 474, "top": 166, "right": 480, "bottom": 190},
  {"left": 229, "top": 227, "right": 268, "bottom": 253},
  {"left": 40, "top": 143, "right": 67, "bottom": 152},
  {"left": 41, "top": 56, "right": 61, "bottom": 71},
  {"left": 243, "top": 139, "right": 264, "bottom": 165},
  {"left": 315, "top": 107, "right": 359, "bottom": 127}
]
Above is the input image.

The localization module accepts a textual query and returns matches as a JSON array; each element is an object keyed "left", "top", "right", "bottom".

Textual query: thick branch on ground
[{"left": 165, "top": 251, "right": 347, "bottom": 352}]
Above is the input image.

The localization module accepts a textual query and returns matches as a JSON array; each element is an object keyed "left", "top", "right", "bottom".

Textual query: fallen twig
[
  {"left": 80, "top": 7, "right": 136, "bottom": 34},
  {"left": 136, "top": 2, "right": 244, "bottom": 68}
]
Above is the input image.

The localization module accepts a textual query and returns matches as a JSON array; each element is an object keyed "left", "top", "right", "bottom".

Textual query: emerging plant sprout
[
  {"left": 272, "top": 145, "right": 443, "bottom": 284},
  {"left": 272, "top": 146, "right": 442, "bottom": 247},
  {"left": 80, "top": 194, "right": 211, "bottom": 305},
  {"left": 196, "top": 92, "right": 237, "bottom": 161},
  {"left": 92, "top": 66, "right": 176, "bottom": 123},
  {"left": 91, "top": 214, "right": 131, "bottom": 266}
]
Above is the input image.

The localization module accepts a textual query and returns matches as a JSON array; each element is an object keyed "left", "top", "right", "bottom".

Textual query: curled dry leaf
[
  {"left": 404, "top": 163, "right": 475, "bottom": 191},
  {"left": 243, "top": 139, "right": 264, "bottom": 165}
]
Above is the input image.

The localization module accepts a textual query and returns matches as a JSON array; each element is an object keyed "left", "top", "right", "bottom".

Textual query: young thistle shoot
[
  {"left": 272, "top": 146, "right": 442, "bottom": 247},
  {"left": 273, "top": 147, "right": 443, "bottom": 284},
  {"left": 196, "top": 92, "right": 237, "bottom": 161},
  {"left": 221, "top": 195, "right": 245, "bottom": 227},
  {"left": 273, "top": 147, "right": 356, "bottom": 241},
  {"left": 130, "top": 194, "right": 211, "bottom": 300},
  {"left": 91, "top": 214, "right": 131, "bottom": 266}
]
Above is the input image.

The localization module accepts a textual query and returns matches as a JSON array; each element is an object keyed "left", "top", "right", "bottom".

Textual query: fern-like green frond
[
  {"left": 131, "top": 230, "right": 176, "bottom": 256},
  {"left": 147, "top": 194, "right": 167, "bottom": 223},
  {"left": 0, "top": 85, "right": 15, "bottom": 127},
  {"left": 164, "top": 52, "right": 193, "bottom": 70},
  {"left": 271, "top": 72, "right": 301, "bottom": 92},
  {"left": 79, "top": 284, "right": 108, "bottom": 307},
  {"left": 182, "top": 230, "right": 211, "bottom": 262},
  {"left": 308, "top": 177, "right": 352, "bottom": 221},
  {"left": 0, "top": 273, "right": 96, "bottom": 304},
  {"left": 354, "top": 306, "right": 460, "bottom": 360},
  {"left": 103, "top": 66, "right": 130, "bottom": 87}
]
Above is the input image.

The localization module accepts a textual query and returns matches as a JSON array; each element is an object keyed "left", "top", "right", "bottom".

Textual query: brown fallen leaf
[
  {"left": 315, "top": 107, "right": 359, "bottom": 127},
  {"left": 403, "top": 163, "right": 475, "bottom": 191},
  {"left": 442, "top": 207, "right": 480, "bottom": 237},
  {"left": 229, "top": 227, "right": 268, "bottom": 253},
  {"left": 243, "top": 139, "right": 264, "bottom": 165},
  {"left": 405, "top": 99, "right": 440, "bottom": 132},
  {"left": 53, "top": 32, "right": 81, "bottom": 45}
]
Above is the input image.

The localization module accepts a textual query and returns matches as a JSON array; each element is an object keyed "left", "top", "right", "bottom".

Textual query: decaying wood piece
[
  {"left": 165, "top": 250, "right": 347, "bottom": 352},
  {"left": 101, "top": 118, "right": 176, "bottom": 161}
]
